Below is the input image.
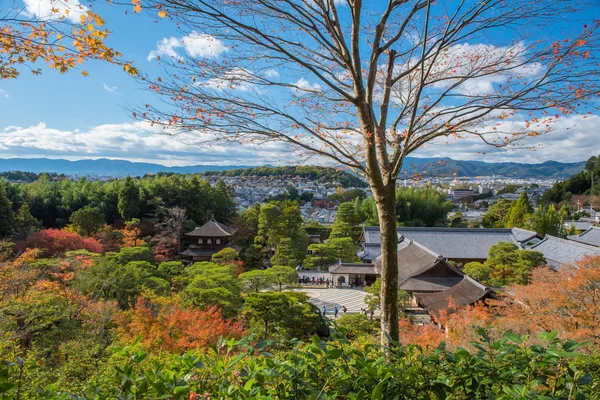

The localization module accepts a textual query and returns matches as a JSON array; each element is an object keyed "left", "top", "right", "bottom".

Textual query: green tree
[
  {"left": 482, "top": 199, "right": 512, "bottom": 228},
  {"left": 364, "top": 278, "right": 409, "bottom": 312},
  {"left": 463, "top": 262, "right": 493, "bottom": 283},
  {"left": 182, "top": 262, "right": 242, "bottom": 317},
  {"left": 238, "top": 269, "right": 272, "bottom": 293},
  {"left": 270, "top": 238, "right": 299, "bottom": 268},
  {"left": 211, "top": 247, "right": 239, "bottom": 263},
  {"left": 530, "top": 204, "right": 567, "bottom": 238},
  {"left": 504, "top": 192, "right": 533, "bottom": 228},
  {"left": 303, "top": 237, "right": 359, "bottom": 270},
  {"left": 0, "top": 182, "right": 14, "bottom": 239},
  {"left": 334, "top": 313, "right": 378, "bottom": 340},
  {"left": 118, "top": 177, "right": 141, "bottom": 221},
  {"left": 265, "top": 265, "right": 297, "bottom": 292},
  {"left": 70, "top": 206, "right": 105, "bottom": 236},
  {"left": 243, "top": 292, "right": 324, "bottom": 338},
  {"left": 469, "top": 242, "right": 546, "bottom": 286},
  {"left": 330, "top": 202, "right": 362, "bottom": 241},
  {"left": 13, "top": 203, "right": 40, "bottom": 238},
  {"left": 396, "top": 187, "right": 454, "bottom": 227},
  {"left": 242, "top": 244, "right": 264, "bottom": 270}
]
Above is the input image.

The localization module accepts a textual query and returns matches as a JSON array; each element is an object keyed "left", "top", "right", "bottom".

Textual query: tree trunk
[{"left": 373, "top": 181, "right": 399, "bottom": 348}]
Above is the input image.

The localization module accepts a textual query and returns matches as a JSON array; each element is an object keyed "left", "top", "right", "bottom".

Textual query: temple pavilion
[{"left": 180, "top": 218, "right": 238, "bottom": 261}]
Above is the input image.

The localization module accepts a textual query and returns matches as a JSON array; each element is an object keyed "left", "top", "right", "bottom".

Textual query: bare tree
[
  {"left": 133, "top": 0, "right": 599, "bottom": 347},
  {"left": 153, "top": 206, "right": 187, "bottom": 258}
]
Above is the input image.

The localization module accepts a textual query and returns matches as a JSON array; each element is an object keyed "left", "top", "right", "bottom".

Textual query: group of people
[
  {"left": 360, "top": 308, "right": 376, "bottom": 320},
  {"left": 299, "top": 276, "right": 338, "bottom": 288},
  {"left": 321, "top": 305, "right": 347, "bottom": 319}
]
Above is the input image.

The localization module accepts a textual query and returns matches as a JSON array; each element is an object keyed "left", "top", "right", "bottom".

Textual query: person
[
  {"left": 322, "top": 306, "right": 326, "bottom": 317},
  {"left": 342, "top": 305, "right": 347, "bottom": 314},
  {"left": 370, "top": 310, "right": 374, "bottom": 320},
  {"left": 334, "top": 307, "right": 339, "bottom": 319}
]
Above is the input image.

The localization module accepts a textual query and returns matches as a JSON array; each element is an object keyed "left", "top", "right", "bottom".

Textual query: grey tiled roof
[
  {"left": 564, "top": 220, "right": 593, "bottom": 232},
  {"left": 361, "top": 227, "right": 519, "bottom": 260},
  {"left": 180, "top": 248, "right": 217, "bottom": 257},
  {"left": 415, "top": 276, "right": 492, "bottom": 315},
  {"left": 511, "top": 228, "right": 539, "bottom": 243},
  {"left": 356, "top": 243, "right": 383, "bottom": 261},
  {"left": 530, "top": 235, "right": 600, "bottom": 269},
  {"left": 568, "top": 227, "right": 600, "bottom": 247},
  {"left": 185, "top": 219, "right": 237, "bottom": 237},
  {"left": 399, "top": 276, "right": 463, "bottom": 292},
  {"left": 329, "top": 263, "right": 378, "bottom": 275},
  {"left": 374, "top": 239, "right": 464, "bottom": 291}
]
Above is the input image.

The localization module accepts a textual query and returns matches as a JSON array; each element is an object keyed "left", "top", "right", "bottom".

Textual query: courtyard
[{"left": 298, "top": 288, "right": 379, "bottom": 318}]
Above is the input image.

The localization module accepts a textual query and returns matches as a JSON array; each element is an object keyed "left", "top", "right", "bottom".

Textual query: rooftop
[
  {"left": 530, "top": 235, "right": 600, "bottom": 269},
  {"left": 185, "top": 219, "right": 238, "bottom": 238},
  {"left": 567, "top": 226, "right": 600, "bottom": 248},
  {"left": 374, "top": 239, "right": 464, "bottom": 290},
  {"left": 329, "top": 263, "right": 378, "bottom": 275},
  {"left": 415, "top": 276, "right": 492, "bottom": 316},
  {"left": 361, "top": 226, "right": 520, "bottom": 260}
]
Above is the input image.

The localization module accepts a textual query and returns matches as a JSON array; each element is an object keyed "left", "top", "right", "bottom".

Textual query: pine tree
[
  {"left": 331, "top": 202, "right": 362, "bottom": 241},
  {"left": 504, "top": 192, "right": 533, "bottom": 228},
  {"left": 270, "top": 238, "right": 299, "bottom": 268},
  {"left": 14, "top": 203, "right": 40, "bottom": 238},
  {"left": 118, "top": 177, "right": 141, "bottom": 221},
  {"left": 0, "top": 183, "right": 14, "bottom": 239}
]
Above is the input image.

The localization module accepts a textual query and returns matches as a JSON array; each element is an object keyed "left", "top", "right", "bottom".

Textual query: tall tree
[
  {"left": 70, "top": 206, "right": 106, "bottom": 236},
  {"left": 504, "top": 192, "right": 533, "bottom": 228},
  {"left": 135, "top": 0, "right": 599, "bottom": 346},
  {"left": 0, "top": 183, "right": 15, "bottom": 239},
  {"left": 330, "top": 202, "right": 362, "bottom": 241},
  {"left": 118, "top": 177, "right": 141, "bottom": 221}
]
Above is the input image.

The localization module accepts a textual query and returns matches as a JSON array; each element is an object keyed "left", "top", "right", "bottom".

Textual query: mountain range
[{"left": 0, "top": 157, "right": 586, "bottom": 179}]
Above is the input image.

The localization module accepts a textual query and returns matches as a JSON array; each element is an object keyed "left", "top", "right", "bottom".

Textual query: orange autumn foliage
[
  {"left": 399, "top": 318, "right": 445, "bottom": 350},
  {"left": 117, "top": 296, "right": 245, "bottom": 353},
  {"left": 495, "top": 256, "right": 600, "bottom": 346},
  {"left": 1, "top": 6, "right": 137, "bottom": 79}
]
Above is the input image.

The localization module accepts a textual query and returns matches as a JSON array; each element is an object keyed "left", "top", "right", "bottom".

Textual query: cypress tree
[
  {"left": 504, "top": 192, "right": 533, "bottom": 228},
  {"left": 118, "top": 177, "right": 141, "bottom": 221},
  {"left": 0, "top": 182, "right": 14, "bottom": 239}
]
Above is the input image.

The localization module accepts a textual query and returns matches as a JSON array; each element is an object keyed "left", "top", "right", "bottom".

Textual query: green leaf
[{"left": 371, "top": 380, "right": 386, "bottom": 400}]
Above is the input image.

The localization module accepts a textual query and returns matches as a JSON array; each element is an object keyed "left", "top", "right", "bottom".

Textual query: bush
[
  {"left": 25, "top": 229, "right": 104, "bottom": 256},
  {"left": 4, "top": 330, "right": 597, "bottom": 398}
]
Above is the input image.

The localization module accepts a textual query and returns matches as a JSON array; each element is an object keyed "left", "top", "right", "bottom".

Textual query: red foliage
[
  {"left": 117, "top": 296, "right": 245, "bottom": 353},
  {"left": 25, "top": 229, "right": 104, "bottom": 256}
]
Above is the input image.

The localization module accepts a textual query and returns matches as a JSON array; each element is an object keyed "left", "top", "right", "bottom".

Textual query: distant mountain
[
  {"left": 0, "top": 157, "right": 587, "bottom": 179},
  {"left": 399, "top": 157, "right": 586, "bottom": 179},
  {"left": 0, "top": 158, "right": 249, "bottom": 178}
]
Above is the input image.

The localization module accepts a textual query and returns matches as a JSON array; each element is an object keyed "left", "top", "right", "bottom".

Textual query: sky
[{"left": 0, "top": 0, "right": 599, "bottom": 167}]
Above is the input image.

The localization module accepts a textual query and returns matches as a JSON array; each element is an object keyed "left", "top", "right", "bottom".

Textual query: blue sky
[{"left": 0, "top": 0, "right": 599, "bottom": 167}]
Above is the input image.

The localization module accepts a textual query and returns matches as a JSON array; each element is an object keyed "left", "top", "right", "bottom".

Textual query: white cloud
[
  {"left": 291, "top": 78, "right": 322, "bottom": 95},
  {"left": 265, "top": 69, "right": 280, "bottom": 78},
  {"left": 103, "top": 83, "right": 119, "bottom": 94},
  {"left": 0, "top": 113, "right": 598, "bottom": 167},
  {"left": 413, "top": 114, "right": 600, "bottom": 163},
  {"left": 0, "top": 89, "right": 8, "bottom": 99},
  {"left": 148, "top": 32, "right": 227, "bottom": 61},
  {"left": 23, "top": 0, "right": 86, "bottom": 23},
  {"left": 0, "top": 121, "right": 291, "bottom": 166},
  {"left": 201, "top": 68, "right": 256, "bottom": 92}
]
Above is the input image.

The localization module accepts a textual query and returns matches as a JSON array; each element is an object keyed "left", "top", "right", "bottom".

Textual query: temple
[{"left": 180, "top": 218, "right": 238, "bottom": 261}]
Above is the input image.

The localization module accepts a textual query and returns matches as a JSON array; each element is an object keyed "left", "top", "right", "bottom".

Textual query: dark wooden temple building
[{"left": 180, "top": 218, "right": 237, "bottom": 261}]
